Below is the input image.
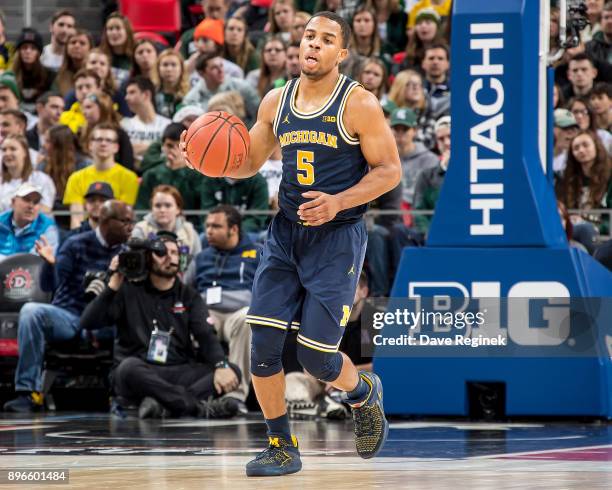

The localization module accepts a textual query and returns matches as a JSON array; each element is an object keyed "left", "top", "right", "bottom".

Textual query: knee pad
[
  {"left": 250, "top": 325, "right": 286, "bottom": 377},
  {"left": 296, "top": 344, "right": 343, "bottom": 382}
]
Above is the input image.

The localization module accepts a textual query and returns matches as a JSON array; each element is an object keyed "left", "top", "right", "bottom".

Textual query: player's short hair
[
  {"left": 307, "top": 11, "right": 351, "bottom": 49},
  {"left": 209, "top": 204, "right": 242, "bottom": 233}
]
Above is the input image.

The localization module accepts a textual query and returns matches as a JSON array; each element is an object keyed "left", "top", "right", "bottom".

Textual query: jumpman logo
[
  {"left": 282, "top": 114, "right": 290, "bottom": 124},
  {"left": 348, "top": 265, "right": 356, "bottom": 276}
]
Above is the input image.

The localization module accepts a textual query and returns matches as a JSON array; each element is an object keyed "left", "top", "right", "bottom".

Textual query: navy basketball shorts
[{"left": 246, "top": 212, "right": 367, "bottom": 355}]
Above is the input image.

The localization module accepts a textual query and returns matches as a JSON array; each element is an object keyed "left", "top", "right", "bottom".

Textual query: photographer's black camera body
[{"left": 118, "top": 237, "right": 168, "bottom": 282}]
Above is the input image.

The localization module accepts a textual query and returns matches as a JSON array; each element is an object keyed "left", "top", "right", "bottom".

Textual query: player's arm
[
  {"left": 298, "top": 88, "right": 402, "bottom": 226},
  {"left": 179, "top": 88, "right": 282, "bottom": 179}
]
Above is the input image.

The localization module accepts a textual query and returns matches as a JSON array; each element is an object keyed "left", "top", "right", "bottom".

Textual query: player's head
[{"left": 300, "top": 11, "right": 350, "bottom": 79}]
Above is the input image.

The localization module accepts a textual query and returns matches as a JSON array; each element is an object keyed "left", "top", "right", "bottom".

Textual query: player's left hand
[{"left": 298, "top": 191, "right": 342, "bottom": 226}]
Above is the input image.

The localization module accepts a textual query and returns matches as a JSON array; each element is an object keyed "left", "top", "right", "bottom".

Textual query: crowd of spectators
[{"left": 0, "top": 0, "right": 610, "bottom": 415}]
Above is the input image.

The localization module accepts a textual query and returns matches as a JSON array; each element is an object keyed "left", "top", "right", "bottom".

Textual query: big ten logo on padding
[
  {"left": 3, "top": 268, "right": 34, "bottom": 301},
  {"left": 407, "top": 281, "right": 570, "bottom": 346}
]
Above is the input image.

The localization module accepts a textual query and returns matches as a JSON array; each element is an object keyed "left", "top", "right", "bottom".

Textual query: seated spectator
[
  {"left": 268, "top": 0, "right": 297, "bottom": 44},
  {"left": 259, "top": 145, "right": 283, "bottom": 210},
  {"left": 553, "top": 108, "right": 581, "bottom": 175},
  {"left": 3, "top": 200, "right": 133, "bottom": 412},
  {"left": 12, "top": 28, "right": 55, "bottom": 114},
  {"left": 63, "top": 123, "right": 139, "bottom": 228},
  {"left": 38, "top": 124, "right": 90, "bottom": 227},
  {"left": 26, "top": 92, "right": 64, "bottom": 151},
  {"left": 140, "top": 106, "right": 205, "bottom": 174},
  {"left": 187, "top": 19, "right": 244, "bottom": 82},
  {"left": 133, "top": 185, "right": 202, "bottom": 261},
  {"left": 285, "top": 41, "right": 302, "bottom": 81},
  {"left": 223, "top": 17, "right": 260, "bottom": 75},
  {"left": 0, "top": 183, "right": 58, "bottom": 261},
  {"left": 53, "top": 29, "right": 93, "bottom": 97},
  {"left": 129, "top": 40, "right": 159, "bottom": 87},
  {"left": 40, "top": 9, "right": 76, "bottom": 72},
  {"left": 0, "top": 10, "right": 16, "bottom": 73},
  {"left": 371, "top": 0, "right": 407, "bottom": 55},
  {"left": 64, "top": 181, "right": 114, "bottom": 239},
  {"left": 413, "top": 115, "right": 451, "bottom": 234},
  {"left": 402, "top": 8, "right": 446, "bottom": 70},
  {"left": 0, "top": 109, "right": 41, "bottom": 163},
  {"left": 553, "top": 82, "right": 565, "bottom": 109},
  {"left": 589, "top": 82, "right": 612, "bottom": 131},
  {"left": 59, "top": 68, "right": 101, "bottom": 133},
  {"left": 121, "top": 76, "right": 171, "bottom": 170},
  {"left": 183, "top": 53, "right": 260, "bottom": 127},
  {"left": 184, "top": 205, "right": 261, "bottom": 411},
  {"left": 178, "top": 0, "right": 228, "bottom": 61},
  {"left": 80, "top": 231, "right": 240, "bottom": 419},
  {"left": 422, "top": 43, "right": 450, "bottom": 110},
  {"left": 137, "top": 123, "right": 203, "bottom": 213},
  {"left": 155, "top": 50, "right": 190, "bottom": 119},
  {"left": 200, "top": 173, "right": 269, "bottom": 233},
  {"left": 0, "top": 134, "right": 55, "bottom": 213},
  {"left": 556, "top": 130, "right": 611, "bottom": 253},
  {"left": 290, "top": 11, "right": 311, "bottom": 43},
  {"left": 357, "top": 57, "right": 388, "bottom": 103},
  {"left": 567, "top": 96, "right": 612, "bottom": 153},
  {"left": 100, "top": 12, "right": 135, "bottom": 86},
  {"left": 391, "top": 108, "right": 438, "bottom": 220},
  {"left": 558, "top": 200, "right": 589, "bottom": 252},
  {"left": 563, "top": 53, "right": 599, "bottom": 100},
  {"left": 0, "top": 72, "right": 22, "bottom": 115},
  {"left": 586, "top": 2, "right": 611, "bottom": 65},
  {"left": 407, "top": 0, "right": 452, "bottom": 37},
  {"left": 582, "top": 0, "right": 605, "bottom": 43},
  {"left": 79, "top": 92, "right": 134, "bottom": 170},
  {"left": 387, "top": 69, "right": 442, "bottom": 150},
  {"left": 247, "top": 35, "right": 288, "bottom": 97}
]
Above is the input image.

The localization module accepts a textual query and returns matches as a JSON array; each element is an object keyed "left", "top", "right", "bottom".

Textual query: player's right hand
[{"left": 179, "top": 130, "right": 194, "bottom": 170}]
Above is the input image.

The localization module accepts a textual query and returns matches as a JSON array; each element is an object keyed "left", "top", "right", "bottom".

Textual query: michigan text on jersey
[{"left": 278, "top": 130, "right": 338, "bottom": 149}]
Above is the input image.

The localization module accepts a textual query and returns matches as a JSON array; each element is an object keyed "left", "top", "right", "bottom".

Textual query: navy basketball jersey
[{"left": 273, "top": 74, "right": 369, "bottom": 224}]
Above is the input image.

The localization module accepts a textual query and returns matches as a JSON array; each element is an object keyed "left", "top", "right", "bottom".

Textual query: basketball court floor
[{"left": 0, "top": 413, "right": 610, "bottom": 488}]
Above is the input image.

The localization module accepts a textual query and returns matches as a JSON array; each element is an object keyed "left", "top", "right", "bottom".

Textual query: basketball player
[{"left": 180, "top": 12, "right": 401, "bottom": 476}]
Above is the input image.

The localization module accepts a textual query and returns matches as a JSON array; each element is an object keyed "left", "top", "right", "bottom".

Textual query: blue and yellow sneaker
[
  {"left": 246, "top": 435, "right": 302, "bottom": 476},
  {"left": 348, "top": 372, "right": 389, "bottom": 459}
]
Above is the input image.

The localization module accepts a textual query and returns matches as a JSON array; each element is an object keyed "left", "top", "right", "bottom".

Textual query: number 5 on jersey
[{"left": 297, "top": 150, "right": 314, "bottom": 185}]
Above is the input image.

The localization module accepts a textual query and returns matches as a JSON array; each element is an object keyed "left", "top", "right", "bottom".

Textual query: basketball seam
[
  {"left": 196, "top": 114, "right": 235, "bottom": 172},
  {"left": 222, "top": 121, "right": 249, "bottom": 175},
  {"left": 184, "top": 112, "right": 224, "bottom": 147}
]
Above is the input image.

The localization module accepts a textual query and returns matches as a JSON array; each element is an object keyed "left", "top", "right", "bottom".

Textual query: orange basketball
[{"left": 184, "top": 111, "right": 250, "bottom": 177}]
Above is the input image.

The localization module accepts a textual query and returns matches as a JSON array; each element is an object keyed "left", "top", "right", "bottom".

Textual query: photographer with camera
[
  {"left": 80, "top": 231, "right": 241, "bottom": 419},
  {"left": 3, "top": 200, "right": 133, "bottom": 412}
]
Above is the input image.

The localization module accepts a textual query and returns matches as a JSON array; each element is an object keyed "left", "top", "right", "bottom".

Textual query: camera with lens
[
  {"left": 83, "top": 270, "right": 110, "bottom": 301},
  {"left": 117, "top": 237, "right": 168, "bottom": 282},
  {"left": 565, "top": 0, "right": 590, "bottom": 48}
]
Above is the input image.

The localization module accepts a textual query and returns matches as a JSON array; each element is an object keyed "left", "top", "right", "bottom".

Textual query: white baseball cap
[{"left": 13, "top": 182, "right": 42, "bottom": 199}]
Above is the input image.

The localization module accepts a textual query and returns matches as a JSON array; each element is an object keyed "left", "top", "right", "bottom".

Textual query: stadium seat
[
  {"left": 119, "top": 0, "right": 181, "bottom": 43},
  {"left": 0, "top": 254, "right": 51, "bottom": 358}
]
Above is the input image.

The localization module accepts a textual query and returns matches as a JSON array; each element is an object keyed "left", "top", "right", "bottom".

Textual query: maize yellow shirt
[
  {"left": 63, "top": 163, "right": 139, "bottom": 205},
  {"left": 407, "top": 0, "right": 452, "bottom": 28}
]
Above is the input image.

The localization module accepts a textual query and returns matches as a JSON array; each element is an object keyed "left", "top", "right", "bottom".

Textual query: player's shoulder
[
  {"left": 345, "top": 84, "right": 383, "bottom": 114},
  {"left": 258, "top": 86, "right": 287, "bottom": 122}
]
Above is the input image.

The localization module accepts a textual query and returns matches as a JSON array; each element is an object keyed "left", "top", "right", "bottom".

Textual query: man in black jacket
[{"left": 80, "top": 231, "right": 241, "bottom": 419}]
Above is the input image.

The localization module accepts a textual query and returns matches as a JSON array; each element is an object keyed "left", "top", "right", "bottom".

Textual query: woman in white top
[
  {"left": 131, "top": 184, "right": 201, "bottom": 264},
  {"left": 0, "top": 134, "right": 56, "bottom": 213}
]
